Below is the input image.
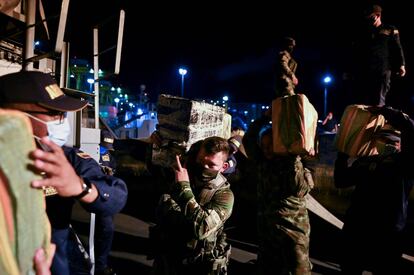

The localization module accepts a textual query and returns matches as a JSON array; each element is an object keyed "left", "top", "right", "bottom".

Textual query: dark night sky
[{"left": 42, "top": 0, "right": 414, "bottom": 116}]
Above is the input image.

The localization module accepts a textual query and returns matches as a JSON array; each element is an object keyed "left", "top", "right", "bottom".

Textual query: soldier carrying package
[{"left": 149, "top": 137, "right": 234, "bottom": 275}]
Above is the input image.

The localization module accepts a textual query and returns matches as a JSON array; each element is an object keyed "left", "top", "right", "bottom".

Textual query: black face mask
[{"left": 191, "top": 163, "right": 219, "bottom": 182}]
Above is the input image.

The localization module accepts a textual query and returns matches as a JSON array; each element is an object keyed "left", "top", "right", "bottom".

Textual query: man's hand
[
  {"left": 30, "top": 137, "right": 91, "bottom": 198},
  {"left": 292, "top": 74, "right": 299, "bottom": 85},
  {"left": 174, "top": 155, "right": 189, "bottom": 182},
  {"left": 398, "top": 65, "right": 406, "bottom": 77},
  {"left": 33, "top": 244, "right": 56, "bottom": 275}
]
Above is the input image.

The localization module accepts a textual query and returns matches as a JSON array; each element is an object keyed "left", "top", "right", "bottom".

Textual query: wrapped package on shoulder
[
  {"left": 222, "top": 113, "right": 232, "bottom": 140},
  {"left": 154, "top": 94, "right": 230, "bottom": 166},
  {"left": 0, "top": 109, "right": 51, "bottom": 275},
  {"left": 335, "top": 104, "right": 385, "bottom": 157},
  {"left": 272, "top": 94, "right": 318, "bottom": 155}
]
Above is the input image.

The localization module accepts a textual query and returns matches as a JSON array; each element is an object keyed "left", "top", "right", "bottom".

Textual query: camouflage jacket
[
  {"left": 278, "top": 50, "right": 298, "bottom": 79},
  {"left": 243, "top": 116, "right": 312, "bottom": 240},
  {"left": 275, "top": 50, "right": 298, "bottom": 95},
  {"left": 156, "top": 173, "right": 234, "bottom": 260}
]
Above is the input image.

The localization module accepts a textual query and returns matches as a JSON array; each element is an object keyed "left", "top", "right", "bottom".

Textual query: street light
[
  {"left": 178, "top": 68, "right": 188, "bottom": 97},
  {"left": 114, "top": 97, "right": 120, "bottom": 109},
  {"left": 323, "top": 75, "right": 332, "bottom": 118},
  {"left": 87, "top": 78, "right": 94, "bottom": 92},
  {"left": 222, "top": 95, "right": 229, "bottom": 110}
]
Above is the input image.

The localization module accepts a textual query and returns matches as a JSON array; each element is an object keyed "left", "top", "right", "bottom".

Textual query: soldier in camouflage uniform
[
  {"left": 275, "top": 37, "right": 298, "bottom": 97},
  {"left": 243, "top": 114, "right": 313, "bottom": 275},
  {"left": 151, "top": 137, "right": 234, "bottom": 275}
]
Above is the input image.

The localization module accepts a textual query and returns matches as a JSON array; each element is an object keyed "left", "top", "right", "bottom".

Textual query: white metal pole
[
  {"left": 93, "top": 28, "right": 100, "bottom": 129},
  {"left": 90, "top": 27, "right": 99, "bottom": 275},
  {"left": 114, "top": 10, "right": 125, "bottom": 75},
  {"left": 324, "top": 86, "right": 328, "bottom": 118},
  {"left": 181, "top": 74, "right": 184, "bottom": 97},
  {"left": 60, "top": 42, "right": 69, "bottom": 88},
  {"left": 24, "top": 0, "right": 36, "bottom": 70},
  {"left": 54, "top": 0, "right": 70, "bottom": 53}
]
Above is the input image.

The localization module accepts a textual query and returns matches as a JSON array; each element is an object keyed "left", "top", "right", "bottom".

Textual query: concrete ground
[
  {"left": 72, "top": 203, "right": 345, "bottom": 275},
  {"left": 70, "top": 135, "right": 414, "bottom": 274}
]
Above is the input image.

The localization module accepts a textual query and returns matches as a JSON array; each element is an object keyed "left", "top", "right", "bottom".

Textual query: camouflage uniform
[
  {"left": 275, "top": 50, "right": 298, "bottom": 97},
  {"left": 243, "top": 116, "right": 313, "bottom": 275},
  {"left": 152, "top": 171, "right": 234, "bottom": 275}
]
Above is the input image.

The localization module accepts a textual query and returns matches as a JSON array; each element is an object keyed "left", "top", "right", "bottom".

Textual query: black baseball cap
[
  {"left": 0, "top": 71, "right": 88, "bottom": 111},
  {"left": 101, "top": 129, "right": 115, "bottom": 150}
]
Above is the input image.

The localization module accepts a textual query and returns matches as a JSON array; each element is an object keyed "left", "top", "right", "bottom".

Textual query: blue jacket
[{"left": 49, "top": 146, "right": 128, "bottom": 275}]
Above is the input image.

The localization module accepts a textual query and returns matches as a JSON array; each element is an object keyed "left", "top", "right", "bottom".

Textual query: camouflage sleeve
[
  {"left": 171, "top": 181, "right": 234, "bottom": 240},
  {"left": 155, "top": 194, "right": 189, "bottom": 228},
  {"left": 293, "top": 159, "right": 314, "bottom": 198},
  {"left": 279, "top": 51, "right": 294, "bottom": 77}
]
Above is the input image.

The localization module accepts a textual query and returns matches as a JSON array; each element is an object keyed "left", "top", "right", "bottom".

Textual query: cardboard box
[
  {"left": 154, "top": 94, "right": 230, "bottom": 166},
  {"left": 335, "top": 105, "right": 385, "bottom": 157},
  {"left": 157, "top": 94, "right": 227, "bottom": 146},
  {"left": 272, "top": 94, "right": 318, "bottom": 155}
]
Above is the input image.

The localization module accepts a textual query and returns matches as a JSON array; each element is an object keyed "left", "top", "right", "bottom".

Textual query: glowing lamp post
[
  {"left": 178, "top": 68, "right": 187, "bottom": 97},
  {"left": 87, "top": 78, "right": 94, "bottom": 92},
  {"left": 114, "top": 97, "right": 120, "bottom": 109},
  {"left": 323, "top": 75, "right": 332, "bottom": 118}
]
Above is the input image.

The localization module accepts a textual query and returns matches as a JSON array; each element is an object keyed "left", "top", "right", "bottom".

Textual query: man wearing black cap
[
  {"left": 0, "top": 71, "right": 128, "bottom": 275},
  {"left": 334, "top": 106, "right": 414, "bottom": 273},
  {"left": 350, "top": 4, "right": 406, "bottom": 106},
  {"left": 95, "top": 129, "right": 118, "bottom": 275},
  {"left": 99, "top": 129, "right": 117, "bottom": 175}
]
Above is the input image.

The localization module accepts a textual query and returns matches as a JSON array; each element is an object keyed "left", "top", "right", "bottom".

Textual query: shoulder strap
[{"left": 199, "top": 173, "right": 228, "bottom": 206}]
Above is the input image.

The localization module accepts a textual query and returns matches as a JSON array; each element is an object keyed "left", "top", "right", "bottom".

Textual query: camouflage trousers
[{"left": 257, "top": 227, "right": 312, "bottom": 275}]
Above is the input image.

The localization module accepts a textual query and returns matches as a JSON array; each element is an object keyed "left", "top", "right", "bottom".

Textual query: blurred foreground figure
[
  {"left": 0, "top": 109, "right": 52, "bottom": 275},
  {"left": 335, "top": 106, "right": 414, "bottom": 274},
  {"left": 0, "top": 71, "right": 128, "bottom": 275}
]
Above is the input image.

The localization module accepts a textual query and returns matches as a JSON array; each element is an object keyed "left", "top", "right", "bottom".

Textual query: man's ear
[{"left": 221, "top": 161, "right": 230, "bottom": 172}]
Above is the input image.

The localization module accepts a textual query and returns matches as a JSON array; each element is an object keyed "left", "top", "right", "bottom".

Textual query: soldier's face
[{"left": 197, "top": 148, "right": 228, "bottom": 173}]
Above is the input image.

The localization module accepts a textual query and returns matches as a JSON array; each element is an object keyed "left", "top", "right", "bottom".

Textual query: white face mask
[{"left": 25, "top": 113, "right": 71, "bottom": 147}]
